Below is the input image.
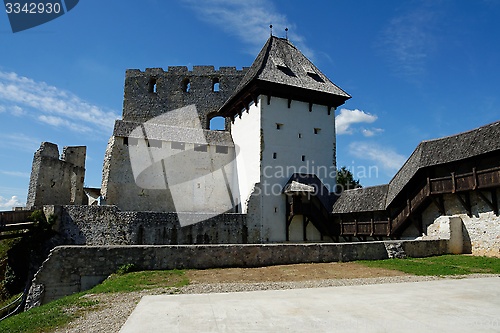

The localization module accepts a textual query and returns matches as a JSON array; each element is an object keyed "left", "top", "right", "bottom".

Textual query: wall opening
[
  {"left": 276, "top": 123, "right": 283, "bottom": 130},
  {"left": 148, "top": 77, "right": 157, "bottom": 93},
  {"left": 314, "top": 128, "right": 321, "bottom": 134},
  {"left": 216, "top": 145, "right": 229, "bottom": 154},
  {"left": 212, "top": 78, "right": 220, "bottom": 92},
  {"left": 209, "top": 116, "right": 226, "bottom": 131},
  {"left": 182, "top": 78, "right": 191, "bottom": 92},
  {"left": 301, "top": 155, "right": 306, "bottom": 162},
  {"left": 273, "top": 152, "right": 277, "bottom": 159}
]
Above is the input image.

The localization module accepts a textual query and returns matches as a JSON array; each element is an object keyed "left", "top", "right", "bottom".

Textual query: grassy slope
[{"left": 0, "top": 270, "right": 188, "bottom": 333}]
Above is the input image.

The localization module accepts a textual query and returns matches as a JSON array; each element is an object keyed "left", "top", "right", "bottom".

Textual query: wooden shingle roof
[
  {"left": 218, "top": 36, "right": 350, "bottom": 117},
  {"left": 332, "top": 120, "right": 500, "bottom": 214}
]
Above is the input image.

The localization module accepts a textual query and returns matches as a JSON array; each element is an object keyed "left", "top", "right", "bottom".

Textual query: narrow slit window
[
  {"left": 298, "top": 133, "right": 302, "bottom": 139},
  {"left": 273, "top": 152, "right": 277, "bottom": 159},
  {"left": 314, "top": 128, "right": 321, "bottom": 134},
  {"left": 123, "top": 137, "right": 129, "bottom": 146},
  {"left": 182, "top": 78, "right": 191, "bottom": 92},
  {"left": 301, "top": 155, "right": 306, "bottom": 162},
  {"left": 276, "top": 123, "right": 283, "bottom": 130},
  {"left": 148, "top": 77, "right": 157, "bottom": 93}
]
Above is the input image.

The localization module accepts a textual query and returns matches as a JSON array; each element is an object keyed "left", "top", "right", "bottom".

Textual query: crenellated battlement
[{"left": 122, "top": 65, "right": 247, "bottom": 129}]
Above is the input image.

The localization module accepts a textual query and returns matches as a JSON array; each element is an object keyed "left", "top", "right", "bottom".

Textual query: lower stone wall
[
  {"left": 421, "top": 192, "right": 500, "bottom": 256},
  {"left": 50, "top": 205, "right": 251, "bottom": 245},
  {"left": 26, "top": 239, "right": 448, "bottom": 308}
]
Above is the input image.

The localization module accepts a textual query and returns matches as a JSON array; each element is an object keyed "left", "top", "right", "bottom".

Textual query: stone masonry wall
[
  {"left": 26, "top": 239, "right": 448, "bottom": 307},
  {"left": 421, "top": 191, "right": 500, "bottom": 256},
  {"left": 26, "top": 143, "right": 86, "bottom": 209},
  {"left": 52, "top": 205, "right": 252, "bottom": 246},
  {"left": 123, "top": 66, "right": 247, "bottom": 130}
]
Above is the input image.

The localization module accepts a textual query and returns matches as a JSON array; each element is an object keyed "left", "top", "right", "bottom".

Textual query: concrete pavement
[{"left": 120, "top": 277, "right": 500, "bottom": 332}]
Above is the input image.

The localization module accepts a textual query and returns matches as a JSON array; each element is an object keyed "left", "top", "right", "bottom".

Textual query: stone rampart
[
  {"left": 52, "top": 205, "right": 250, "bottom": 246},
  {"left": 25, "top": 240, "right": 448, "bottom": 308}
]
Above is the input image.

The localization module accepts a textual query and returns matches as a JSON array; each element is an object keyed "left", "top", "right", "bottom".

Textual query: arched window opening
[
  {"left": 182, "top": 78, "right": 191, "bottom": 92},
  {"left": 212, "top": 78, "right": 220, "bottom": 92},
  {"left": 209, "top": 116, "right": 226, "bottom": 131},
  {"left": 148, "top": 77, "right": 157, "bottom": 93}
]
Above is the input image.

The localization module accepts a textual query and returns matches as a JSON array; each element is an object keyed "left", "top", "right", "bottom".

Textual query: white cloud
[
  {"left": 378, "top": 7, "right": 438, "bottom": 79},
  {"left": 0, "top": 105, "right": 5, "bottom": 113},
  {"left": 0, "top": 71, "right": 119, "bottom": 134},
  {"left": 0, "top": 133, "right": 40, "bottom": 152},
  {"left": 0, "top": 170, "right": 30, "bottom": 178},
  {"left": 349, "top": 141, "right": 406, "bottom": 173},
  {"left": 11, "top": 105, "right": 26, "bottom": 116},
  {"left": 0, "top": 196, "right": 23, "bottom": 210},
  {"left": 181, "top": 0, "right": 314, "bottom": 59},
  {"left": 38, "top": 115, "right": 92, "bottom": 133},
  {"left": 362, "top": 128, "right": 384, "bottom": 137},
  {"left": 336, "top": 108, "right": 378, "bottom": 135}
]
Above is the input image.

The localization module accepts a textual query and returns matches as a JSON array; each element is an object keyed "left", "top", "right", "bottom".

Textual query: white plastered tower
[{"left": 219, "top": 36, "right": 351, "bottom": 242}]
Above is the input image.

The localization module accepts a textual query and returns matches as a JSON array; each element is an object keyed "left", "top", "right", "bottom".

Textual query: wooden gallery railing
[{"left": 340, "top": 166, "right": 500, "bottom": 238}]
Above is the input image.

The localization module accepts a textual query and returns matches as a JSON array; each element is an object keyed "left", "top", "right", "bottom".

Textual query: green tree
[{"left": 335, "top": 166, "right": 361, "bottom": 193}]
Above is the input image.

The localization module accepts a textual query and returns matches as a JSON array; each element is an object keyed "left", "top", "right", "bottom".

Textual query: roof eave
[{"left": 218, "top": 79, "right": 351, "bottom": 118}]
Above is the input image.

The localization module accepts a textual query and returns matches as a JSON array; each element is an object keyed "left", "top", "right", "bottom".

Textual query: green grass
[
  {"left": 0, "top": 269, "right": 188, "bottom": 333},
  {"left": 89, "top": 269, "right": 189, "bottom": 293},
  {"left": 358, "top": 254, "right": 500, "bottom": 276}
]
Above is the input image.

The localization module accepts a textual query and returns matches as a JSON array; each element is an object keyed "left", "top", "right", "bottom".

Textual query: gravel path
[{"left": 51, "top": 274, "right": 498, "bottom": 333}]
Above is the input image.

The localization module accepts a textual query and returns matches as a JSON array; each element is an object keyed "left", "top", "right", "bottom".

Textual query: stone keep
[{"left": 101, "top": 66, "right": 248, "bottom": 213}]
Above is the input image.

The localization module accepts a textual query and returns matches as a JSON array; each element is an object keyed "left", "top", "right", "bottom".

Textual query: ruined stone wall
[
  {"left": 420, "top": 190, "right": 500, "bottom": 256},
  {"left": 53, "top": 205, "right": 252, "bottom": 246},
  {"left": 26, "top": 239, "right": 449, "bottom": 307},
  {"left": 123, "top": 66, "right": 247, "bottom": 129},
  {"left": 26, "top": 143, "right": 86, "bottom": 209}
]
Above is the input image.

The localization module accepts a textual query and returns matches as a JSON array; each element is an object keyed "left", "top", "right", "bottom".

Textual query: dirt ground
[{"left": 185, "top": 262, "right": 408, "bottom": 284}]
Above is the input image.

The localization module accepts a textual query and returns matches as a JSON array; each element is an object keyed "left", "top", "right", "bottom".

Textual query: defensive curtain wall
[{"left": 26, "top": 239, "right": 449, "bottom": 308}]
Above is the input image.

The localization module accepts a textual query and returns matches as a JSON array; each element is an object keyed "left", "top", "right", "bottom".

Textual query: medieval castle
[{"left": 22, "top": 36, "right": 500, "bottom": 254}]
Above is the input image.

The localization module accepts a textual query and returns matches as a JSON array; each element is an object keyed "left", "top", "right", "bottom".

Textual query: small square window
[
  {"left": 216, "top": 145, "right": 228, "bottom": 154},
  {"left": 171, "top": 141, "right": 185, "bottom": 150},
  {"left": 276, "top": 123, "right": 283, "bottom": 130},
  {"left": 194, "top": 144, "right": 208, "bottom": 152},
  {"left": 314, "top": 128, "right": 321, "bottom": 134},
  {"left": 301, "top": 155, "right": 306, "bottom": 162}
]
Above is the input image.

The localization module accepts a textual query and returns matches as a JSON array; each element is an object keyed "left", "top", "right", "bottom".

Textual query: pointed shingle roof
[{"left": 219, "top": 36, "right": 351, "bottom": 117}]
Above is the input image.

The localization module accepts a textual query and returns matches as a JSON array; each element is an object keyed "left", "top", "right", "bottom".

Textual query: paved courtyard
[{"left": 120, "top": 277, "right": 500, "bottom": 332}]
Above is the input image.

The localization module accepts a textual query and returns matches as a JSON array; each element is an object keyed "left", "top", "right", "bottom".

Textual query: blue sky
[{"left": 1, "top": 0, "right": 500, "bottom": 209}]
